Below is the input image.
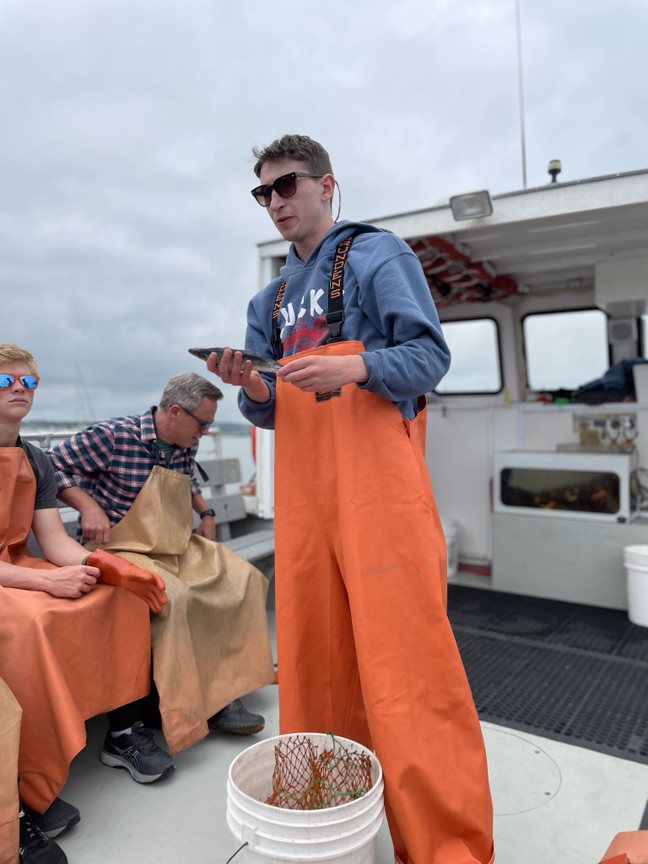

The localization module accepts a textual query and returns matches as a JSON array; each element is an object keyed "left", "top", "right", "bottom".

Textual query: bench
[
  {"left": 192, "top": 456, "right": 276, "bottom": 606},
  {"left": 195, "top": 457, "right": 275, "bottom": 564}
]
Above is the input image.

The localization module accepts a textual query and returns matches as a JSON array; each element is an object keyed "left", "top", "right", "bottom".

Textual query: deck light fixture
[
  {"left": 548, "top": 159, "right": 562, "bottom": 183},
  {"left": 449, "top": 190, "right": 493, "bottom": 222}
]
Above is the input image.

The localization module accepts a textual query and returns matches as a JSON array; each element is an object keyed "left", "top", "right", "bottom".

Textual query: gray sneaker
[
  {"left": 101, "top": 721, "right": 175, "bottom": 783},
  {"left": 208, "top": 698, "right": 265, "bottom": 735}
]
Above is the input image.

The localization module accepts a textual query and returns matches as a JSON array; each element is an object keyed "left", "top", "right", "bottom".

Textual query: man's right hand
[
  {"left": 206, "top": 348, "right": 270, "bottom": 403},
  {"left": 80, "top": 504, "right": 112, "bottom": 545},
  {"left": 43, "top": 564, "right": 100, "bottom": 599}
]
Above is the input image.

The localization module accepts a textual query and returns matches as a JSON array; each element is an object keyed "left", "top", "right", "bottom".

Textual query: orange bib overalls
[
  {"left": 272, "top": 237, "right": 494, "bottom": 864},
  {"left": 0, "top": 447, "right": 150, "bottom": 812}
]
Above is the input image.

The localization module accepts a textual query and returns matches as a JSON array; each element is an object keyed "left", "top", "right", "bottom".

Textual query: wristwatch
[{"left": 199, "top": 508, "right": 216, "bottom": 520}]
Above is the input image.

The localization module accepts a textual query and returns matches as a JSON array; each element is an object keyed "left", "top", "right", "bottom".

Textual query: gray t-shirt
[{"left": 19, "top": 438, "right": 59, "bottom": 510}]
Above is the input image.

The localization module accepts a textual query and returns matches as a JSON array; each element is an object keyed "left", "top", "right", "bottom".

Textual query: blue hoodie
[{"left": 239, "top": 220, "right": 450, "bottom": 428}]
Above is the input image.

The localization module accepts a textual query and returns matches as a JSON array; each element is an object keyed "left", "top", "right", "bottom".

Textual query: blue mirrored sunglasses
[{"left": 0, "top": 373, "right": 40, "bottom": 390}]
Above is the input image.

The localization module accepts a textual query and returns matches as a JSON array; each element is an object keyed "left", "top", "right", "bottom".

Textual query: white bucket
[
  {"left": 226, "top": 733, "right": 385, "bottom": 864},
  {"left": 442, "top": 519, "right": 459, "bottom": 580},
  {"left": 623, "top": 546, "right": 648, "bottom": 627}
]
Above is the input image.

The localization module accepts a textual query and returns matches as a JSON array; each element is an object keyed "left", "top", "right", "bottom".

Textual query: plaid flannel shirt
[{"left": 47, "top": 407, "right": 201, "bottom": 526}]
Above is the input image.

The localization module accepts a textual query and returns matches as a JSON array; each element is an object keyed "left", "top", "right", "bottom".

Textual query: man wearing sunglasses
[
  {"left": 0, "top": 343, "right": 165, "bottom": 864},
  {"left": 47, "top": 372, "right": 274, "bottom": 771},
  {"left": 207, "top": 135, "right": 494, "bottom": 864}
]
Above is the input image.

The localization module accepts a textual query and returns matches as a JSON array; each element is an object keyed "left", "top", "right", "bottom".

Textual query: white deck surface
[{"left": 54, "top": 614, "right": 648, "bottom": 864}]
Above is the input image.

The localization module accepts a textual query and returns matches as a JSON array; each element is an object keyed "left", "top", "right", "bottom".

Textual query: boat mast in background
[{"left": 515, "top": 0, "right": 528, "bottom": 189}]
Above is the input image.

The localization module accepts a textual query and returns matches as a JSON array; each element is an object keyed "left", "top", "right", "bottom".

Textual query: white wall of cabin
[{"left": 429, "top": 287, "right": 648, "bottom": 567}]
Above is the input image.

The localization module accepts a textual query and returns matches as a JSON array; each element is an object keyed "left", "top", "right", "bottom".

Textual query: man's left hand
[
  {"left": 277, "top": 355, "right": 368, "bottom": 393},
  {"left": 195, "top": 516, "right": 217, "bottom": 541}
]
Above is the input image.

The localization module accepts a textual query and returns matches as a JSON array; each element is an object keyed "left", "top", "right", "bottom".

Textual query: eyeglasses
[
  {"left": 179, "top": 405, "right": 213, "bottom": 432},
  {"left": 0, "top": 373, "right": 40, "bottom": 390},
  {"left": 251, "top": 172, "right": 324, "bottom": 207}
]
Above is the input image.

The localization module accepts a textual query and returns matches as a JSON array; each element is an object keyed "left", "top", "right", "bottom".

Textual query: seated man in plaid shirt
[{"left": 47, "top": 372, "right": 275, "bottom": 785}]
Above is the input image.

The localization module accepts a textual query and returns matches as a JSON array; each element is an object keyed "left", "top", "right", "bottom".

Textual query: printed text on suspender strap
[
  {"left": 325, "top": 232, "right": 359, "bottom": 343},
  {"left": 271, "top": 281, "right": 287, "bottom": 359}
]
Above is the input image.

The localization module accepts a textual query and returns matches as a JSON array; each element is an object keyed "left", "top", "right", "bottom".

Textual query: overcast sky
[{"left": 2, "top": 0, "right": 647, "bottom": 424}]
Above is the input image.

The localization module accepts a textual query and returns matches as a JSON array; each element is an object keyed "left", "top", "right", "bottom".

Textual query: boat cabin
[{"left": 254, "top": 168, "right": 648, "bottom": 612}]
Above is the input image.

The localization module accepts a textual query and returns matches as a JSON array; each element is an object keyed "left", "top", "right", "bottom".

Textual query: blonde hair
[{"left": 0, "top": 343, "right": 38, "bottom": 374}]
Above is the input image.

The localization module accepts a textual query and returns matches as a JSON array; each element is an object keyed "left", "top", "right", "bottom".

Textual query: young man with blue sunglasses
[{"left": 0, "top": 343, "right": 166, "bottom": 864}]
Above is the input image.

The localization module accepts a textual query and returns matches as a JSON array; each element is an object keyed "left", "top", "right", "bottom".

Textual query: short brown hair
[
  {"left": 253, "top": 134, "right": 333, "bottom": 178},
  {"left": 0, "top": 343, "right": 37, "bottom": 374}
]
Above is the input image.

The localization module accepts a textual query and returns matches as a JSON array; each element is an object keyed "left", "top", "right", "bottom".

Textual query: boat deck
[
  {"left": 52, "top": 604, "right": 648, "bottom": 864},
  {"left": 449, "top": 584, "right": 648, "bottom": 763}
]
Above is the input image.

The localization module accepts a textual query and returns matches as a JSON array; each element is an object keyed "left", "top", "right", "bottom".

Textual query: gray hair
[{"left": 159, "top": 372, "right": 223, "bottom": 411}]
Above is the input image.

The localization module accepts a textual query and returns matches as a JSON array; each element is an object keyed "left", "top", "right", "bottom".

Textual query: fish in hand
[{"left": 188, "top": 347, "right": 281, "bottom": 376}]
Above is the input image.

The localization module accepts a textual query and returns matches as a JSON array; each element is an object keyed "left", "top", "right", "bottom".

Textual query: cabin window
[
  {"left": 436, "top": 318, "right": 502, "bottom": 394},
  {"left": 523, "top": 309, "right": 609, "bottom": 391}
]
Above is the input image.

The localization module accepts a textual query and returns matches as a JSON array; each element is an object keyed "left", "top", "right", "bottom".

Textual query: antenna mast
[{"left": 515, "top": 0, "right": 528, "bottom": 189}]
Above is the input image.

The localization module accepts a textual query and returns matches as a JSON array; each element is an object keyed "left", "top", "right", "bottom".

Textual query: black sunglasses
[
  {"left": 179, "top": 405, "right": 213, "bottom": 432},
  {"left": 251, "top": 172, "right": 324, "bottom": 207}
]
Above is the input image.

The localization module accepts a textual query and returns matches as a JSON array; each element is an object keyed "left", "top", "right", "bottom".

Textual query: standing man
[
  {"left": 207, "top": 135, "right": 494, "bottom": 864},
  {"left": 47, "top": 372, "right": 274, "bottom": 763}
]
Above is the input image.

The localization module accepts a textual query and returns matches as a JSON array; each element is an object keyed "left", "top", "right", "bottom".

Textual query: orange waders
[
  {"left": 0, "top": 447, "right": 150, "bottom": 812},
  {"left": 274, "top": 341, "right": 494, "bottom": 864}
]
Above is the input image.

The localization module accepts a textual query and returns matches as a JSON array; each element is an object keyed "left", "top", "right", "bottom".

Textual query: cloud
[{"left": 1, "top": 0, "right": 647, "bottom": 424}]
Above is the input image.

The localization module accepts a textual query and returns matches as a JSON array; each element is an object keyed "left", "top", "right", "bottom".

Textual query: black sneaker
[
  {"left": 100, "top": 721, "right": 175, "bottom": 783},
  {"left": 19, "top": 807, "right": 67, "bottom": 864},
  {"left": 31, "top": 797, "right": 80, "bottom": 839},
  {"left": 208, "top": 698, "right": 265, "bottom": 735}
]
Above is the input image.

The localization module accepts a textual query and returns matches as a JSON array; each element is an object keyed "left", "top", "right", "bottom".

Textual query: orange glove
[{"left": 86, "top": 549, "right": 168, "bottom": 613}]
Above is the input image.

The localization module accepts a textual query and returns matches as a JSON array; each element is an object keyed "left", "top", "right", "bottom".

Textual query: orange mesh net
[{"left": 265, "top": 734, "right": 374, "bottom": 810}]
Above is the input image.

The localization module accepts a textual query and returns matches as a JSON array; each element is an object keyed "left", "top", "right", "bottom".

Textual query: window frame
[
  {"left": 638, "top": 314, "right": 648, "bottom": 358},
  {"left": 435, "top": 315, "right": 504, "bottom": 396},
  {"left": 521, "top": 306, "right": 611, "bottom": 393}
]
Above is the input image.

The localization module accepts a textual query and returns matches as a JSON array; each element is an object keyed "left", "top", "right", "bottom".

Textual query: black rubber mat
[{"left": 447, "top": 584, "right": 648, "bottom": 763}]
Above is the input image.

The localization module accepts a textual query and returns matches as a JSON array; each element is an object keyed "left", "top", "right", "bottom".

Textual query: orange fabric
[
  {"left": 602, "top": 832, "right": 648, "bottom": 863},
  {"left": 0, "top": 448, "right": 151, "bottom": 812},
  {"left": 86, "top": 549, "right": 167, "bottom": 612},
  {"left": 274, "top": 341, "right": 494, "bottom": 864},
  {"left": 0, "top": 679, "right": 21, "bottom": 864}
]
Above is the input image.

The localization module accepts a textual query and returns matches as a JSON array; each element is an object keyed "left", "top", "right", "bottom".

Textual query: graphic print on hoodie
[{"left": 279, "top": 286, "right": 330, "bottom": 354}]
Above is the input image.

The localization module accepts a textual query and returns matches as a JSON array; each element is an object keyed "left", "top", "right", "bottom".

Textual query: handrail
[{"left": 21, "top": 427, "right": 224, "bottom": 452}]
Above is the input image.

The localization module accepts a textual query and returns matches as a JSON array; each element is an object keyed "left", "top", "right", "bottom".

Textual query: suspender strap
[
  {"left": 272, "top": 281, "right": 287, "bottom": 359},
  {"left": 325, "top": 233, "right": 357, "bottom": 343},
  {"left": 194, "top": 460, "right": 210, "bottom": 483},
  {"left": 271, "top": 230, "right": 363, "bottom": 356}
]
